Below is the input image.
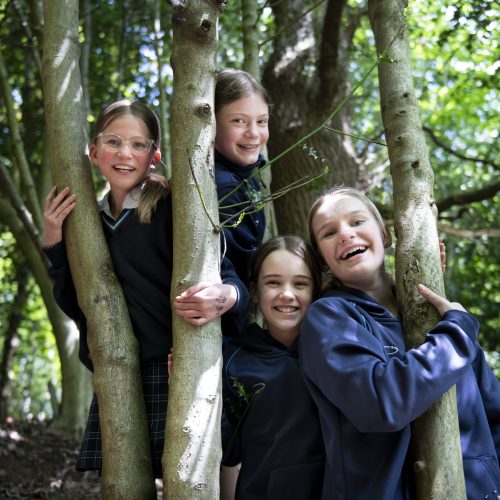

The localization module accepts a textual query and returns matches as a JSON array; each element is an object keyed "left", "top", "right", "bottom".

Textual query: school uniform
[
  {"left": 215, "top": 150, "right": 266, "bottom": 286},
  {"left": 223, "top": 323, "right": 325, "bottom": 500},
  {"left": 300, "top": 286, "right": 500, "bottom": 499},
  {"left": 44, "top": 185, "right": 249, "bottom": 477}
]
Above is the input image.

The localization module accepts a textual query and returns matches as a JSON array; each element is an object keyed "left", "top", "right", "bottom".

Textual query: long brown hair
[
  {"left": 215, "top": 69, "right": 272, "bottom": 114},
  {"left": 93, "top": 99, "right": 168, "bottom": 223}
]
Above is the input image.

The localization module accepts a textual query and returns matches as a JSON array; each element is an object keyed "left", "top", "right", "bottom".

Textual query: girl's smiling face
[
  {"left": 215, "top": 94, "right": 269, "bottom": 167},
  {"left": 312, "top": 195, "right": 388, "bottom": 292},
  {"left": 90, "top": 115, "right": 156, "bottom": 198},
  {"left": 255, "top": 249, "right": 313, "bottom": 346}
]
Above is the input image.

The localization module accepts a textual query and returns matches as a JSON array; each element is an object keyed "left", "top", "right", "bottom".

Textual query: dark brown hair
[
  {"left": 215, "top": 69, "right": 271, "bottom": 114},
  {"left": 93, "top": 99, "right": 167, "bottom": 223},
  {"left": 249, "top": 235, "right": 323, "bottom": 300}
]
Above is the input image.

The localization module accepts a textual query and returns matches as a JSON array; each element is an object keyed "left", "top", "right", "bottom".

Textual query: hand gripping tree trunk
[
  {"left": 42, "top": 1, "right": 156, "bottom": 498},
  {"left": 368, "top": 1, "right": 466, "bottom": 498},
  {"left": 163, "top": 2, "right": 224, "bottom": 498}
]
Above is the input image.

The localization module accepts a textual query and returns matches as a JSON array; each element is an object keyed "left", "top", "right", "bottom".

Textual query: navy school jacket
[
  {"left": 45, "top": 193, "right": 249, "bottom": 371},
  {"left": 223, "top": 323, "right": 325, "bottom": 500},
  {"left": 300, "top": 286, "right": 500, "bottom": 500},
  {"left": 215, "top": 150, "right": 266, "bottom": 286}
]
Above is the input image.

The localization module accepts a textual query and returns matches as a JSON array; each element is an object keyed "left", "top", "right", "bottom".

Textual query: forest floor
[{"left": 0, "top": 419, "right": 164, "bottom": 499}]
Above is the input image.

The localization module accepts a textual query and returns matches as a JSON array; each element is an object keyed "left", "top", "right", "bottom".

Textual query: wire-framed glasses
[{"left": 96, "top": 133, "right": 155, "bottom": 156}]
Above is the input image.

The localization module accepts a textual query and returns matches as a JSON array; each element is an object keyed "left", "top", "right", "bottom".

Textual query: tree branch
[
  {"left": 437, "top": 180, "right": 500, "bottom": 212},
  {"left": 0, "top": 158, "right": 46, "bottom": 265},
  {"left": 384, "top": 218, "right": 500, "bottom": 238},
  {"left": 437, "top": 223, "right": 500, "bottom": 238},
  {"left": 424, "top": 126, "right": 499, "bottom": 171}
]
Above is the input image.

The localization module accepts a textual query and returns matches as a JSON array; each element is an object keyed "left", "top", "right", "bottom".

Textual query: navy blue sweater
[
  {"left": 45, "top": 193, "right": 249, "bottom": 371},
  {"left": 300, "top": 287, "right": 500, "bottom": 500},
  {"left": 215, "top": 150, "right": 266, "bottom": 286},
  {"left": 223, "top": 323, "right": 325, "bottom": 500}
]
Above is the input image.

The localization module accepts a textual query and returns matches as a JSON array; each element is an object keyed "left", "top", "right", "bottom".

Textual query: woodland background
[{"left": 0, "top": 0, "right": 498, "bottom": 477}]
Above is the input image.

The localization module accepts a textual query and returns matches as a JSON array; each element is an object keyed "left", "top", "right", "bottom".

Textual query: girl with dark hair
[
  {"left": 221, "top": 236, "right": 325, "bottom": 500},
  {"left": 43, "top": 98, "right": 249, "bottom": 477}
]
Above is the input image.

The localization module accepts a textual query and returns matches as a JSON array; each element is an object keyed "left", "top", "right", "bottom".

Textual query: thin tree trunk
[
  {"left": 368, "top": 0, "right": 467, "bottom": 497},
  {"left": 241, "top": 0, "right": 259, "bottom": 77},
  {"left": 163, "top": 1, "right": 224, "bottom": 498},
  {"left": 0, "top": 267, "right": 29, "bottom": 422},
  {"left": 115, "top": 1, "right": 131, "bottom": 100},
  {"left": 153, "top": 0, "right": 172, "bottom": 178},
  {"left": 0, "top": 199, "right": 91, "bottom": 437},
  {"left": 0, "top": 48, "right": 43, "bottom": 231},
  {"left": 0, "top": 39, "right": 91, "bottom": 435},
  {"left": 240, "top": 0, "right": 277, "bottom": 240},
  {"left": 80, "top": 0, "right": 92, "bottom": 125},
  {"left": 42, "top": 1, "right": 156, "bottom": 497}
]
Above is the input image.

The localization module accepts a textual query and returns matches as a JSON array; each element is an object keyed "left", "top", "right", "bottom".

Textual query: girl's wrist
[{"left": 43, "top": 240, "right": 61, "bottom": 250}]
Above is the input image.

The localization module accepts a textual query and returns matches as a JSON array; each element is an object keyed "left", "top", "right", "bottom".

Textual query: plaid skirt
[{"left": 76, "top": 361, "right": 168, "bottom": 478}]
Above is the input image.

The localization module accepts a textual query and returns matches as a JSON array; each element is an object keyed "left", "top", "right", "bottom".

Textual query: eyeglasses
[{"left": 96, "top": 133, "right": 155, "bottom": 156}]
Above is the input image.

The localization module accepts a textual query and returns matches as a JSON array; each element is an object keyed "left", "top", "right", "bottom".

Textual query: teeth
[
  {"left": 275, "top": 306, "right": 298, "bottom": 313},
  {"left": 341, "top": 246, "right": 366, "bottom": 260},
  {"left": 115, "top": 165, "right": 133, "bottom": 171},
  {"left": 239, "top": 144, "right": 258, "bottom": 150}
]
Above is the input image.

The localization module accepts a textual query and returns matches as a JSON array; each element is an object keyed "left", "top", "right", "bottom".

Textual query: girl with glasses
[{"left": 43, "top": 98, "right": 249, "bottom": 478}]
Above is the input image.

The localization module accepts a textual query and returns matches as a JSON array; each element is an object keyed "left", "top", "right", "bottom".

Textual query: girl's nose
[
  {"left": 279, "top": 287, "right": 295, "bottom": 300},
  {"left": 245, "top": 122, "right": 258, "bottom": 137},
  {"left": 338, "top": 224, "right": 355, "bottom": 242},
  {"left": 117, "top": 143, "right": 133, "bottom": 157}
]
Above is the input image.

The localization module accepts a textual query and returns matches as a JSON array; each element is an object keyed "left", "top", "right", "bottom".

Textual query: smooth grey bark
[
  {"left": 163, "top": 1, "right": 224, "bottom": 498},
  {"left": 368, "top": 0, "right": 467, "bottom": 497},
  {"left": 42, "top": 1, "right": 156, "bottom": 497}
]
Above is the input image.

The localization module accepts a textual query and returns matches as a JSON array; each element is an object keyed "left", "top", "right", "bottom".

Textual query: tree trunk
[
  {"left": 42, "top": 1, "right": 156, "bottom": 497},
  {"left": 368, "top": 0, "right": 467, "bottom": 497},
  {"left": 0, "top": 267, "right": 29, "bottom": 422},
  {"left": 0, "top": 198, "right": 92, "bottom": 436},
  {"left": 263, "top": 0, "right": 359, "bottom": 238},
  {"left": 163, "top": 1, "right": 224, "bottom": 498},
  {"left": 241, "top": 0, "right": 259, "bottom": 77},
  {"left": 240, "top": 0, "right": 277, "bottom": 241},
  {"left": 0, "top": 48, "right": 43, "bottom": 231},
  {"left": 80, "top": 0, "right": 92, "bottom": 126},
  {"left": 153, "top": 0, "right": 172, "bottom": 179}
]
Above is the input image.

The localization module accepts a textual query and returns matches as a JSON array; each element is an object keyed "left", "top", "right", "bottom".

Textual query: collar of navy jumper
[
  {"left": 214, "top": 150, "right": 266, "bottom": 182},
  {"left": 98, "top": 185, "right": 142, "bottom": 231}
]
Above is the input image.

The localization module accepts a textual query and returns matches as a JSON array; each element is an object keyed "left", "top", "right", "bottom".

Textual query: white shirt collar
[{"left": 98, "top": 184, "right": 143, "bottom": 218}]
